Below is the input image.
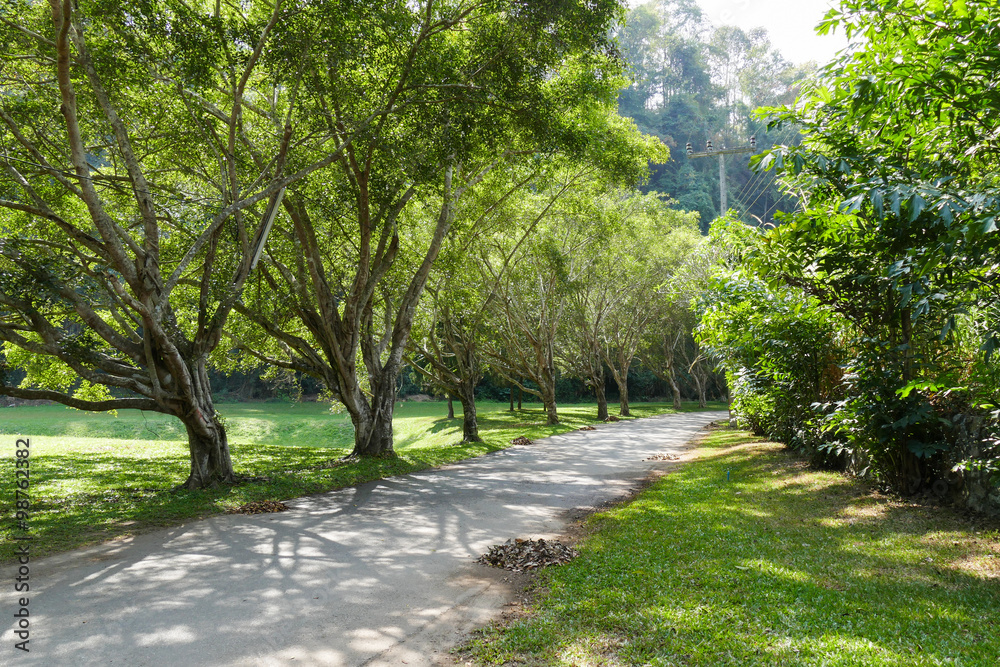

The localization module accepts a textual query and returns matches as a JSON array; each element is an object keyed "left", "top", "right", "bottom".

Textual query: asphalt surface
[{"left": 2, "top": 410, "right": 726, "bottom": 666}]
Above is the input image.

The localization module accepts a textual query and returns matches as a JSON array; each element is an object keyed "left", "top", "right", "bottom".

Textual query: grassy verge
[
  {"left": 0, "top": 400, "right": 723, "bottom": 562},
  {"left": 461, "top": 426, "right": 1000, "bottom": 667}
]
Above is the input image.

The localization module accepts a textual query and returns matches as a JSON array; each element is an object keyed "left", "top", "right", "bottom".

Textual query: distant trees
[
  {"left": 404, "top": 168, "right": 545, "bottom": 443},
  {"left": 594, "top": 195, "right": 700, "bottom": 416},
  {"left": 642, "top": 238, "right": 719, "bottom": 409},
  {"left": 618, "top": 0, "right": 807, "bottom": 227},
  {"left": 479, "top": 169, "right": 604, "bottom": 426},
  {"left": 409, "top": 171, "right": 707, "bottom": 427}
]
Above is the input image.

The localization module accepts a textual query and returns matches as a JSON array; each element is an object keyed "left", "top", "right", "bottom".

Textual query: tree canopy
[
  {"left": 0, "top": 0, "right": 351, "bottom": 487},
  {"left": 214, "top": 0, "right": 661, "bottom": 455}
]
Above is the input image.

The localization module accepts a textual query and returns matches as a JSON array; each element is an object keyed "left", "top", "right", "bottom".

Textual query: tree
[
  {"left": 225, "top": 0, "right": 655, "bottom": 454},
  {"left": 641, "top": 300, "right": 695, "bottom": 410},
  {"left": 403, "top": 168, "right": 542, "bottom": 443},
  {"left": 598, "top": 196, "right": 699, "bottom": 416},
  {"left": 558, "top": 269, "right": 614, "bottom": 420},
  {"left": 554, "top": 187, "right": 639, "bottom": 420},
  {"left": 0, "top": 0, "right": 359, "bottom": 487},
  {"left": 407, "top": 278, "right": 486, "bottom": 442},
  {"left": 479, "top": 167, "right": 606, "bottom": 426}
]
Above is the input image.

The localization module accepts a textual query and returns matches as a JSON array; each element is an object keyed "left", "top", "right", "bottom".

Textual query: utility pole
[{"left": 686, "top": 137, "right": 756, "bottom": 214}]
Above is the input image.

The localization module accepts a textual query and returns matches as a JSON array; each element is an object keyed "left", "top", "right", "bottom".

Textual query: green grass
[
  {"left": 0, "top": 400, "right": 721, "bottom": 562},
  {"left": 461, "top": 427, "right": 1000, "bottom": 667}
]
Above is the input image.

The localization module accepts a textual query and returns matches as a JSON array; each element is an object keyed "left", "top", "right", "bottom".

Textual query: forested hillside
[{"left": 618, "top": 0, "right": 811, "bottom": 228}]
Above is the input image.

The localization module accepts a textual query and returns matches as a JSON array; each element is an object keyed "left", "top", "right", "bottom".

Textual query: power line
[
  {"left": 742, "top": 177, "right": 774, "bottom": 216},
  {"left": 732, "top": 165, "right": 770, "bottom": 210},
  {"left": 729, "top": 122, "right": 802, "bottom": 223}
]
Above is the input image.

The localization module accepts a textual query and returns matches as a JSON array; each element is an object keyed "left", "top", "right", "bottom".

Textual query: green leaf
[
  {"left": 896, "top": 380, "right": 942, "bottom": 399},
  {"left": 908, "top": 193, "right": 926, "bottom": 221},
  {"left": 890, "top": 189, "right": 901, "bottom": 217},
  {"left": 870, "top": 188, "right": 884, "bottom": 218},
  {"left": 898, "top": 283, "right": 913, "bottom": 306}
]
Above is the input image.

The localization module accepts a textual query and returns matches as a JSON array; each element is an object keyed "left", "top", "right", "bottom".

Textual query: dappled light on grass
[{"left": 462, "top": 428, "right": 1000, "bottom": 666}]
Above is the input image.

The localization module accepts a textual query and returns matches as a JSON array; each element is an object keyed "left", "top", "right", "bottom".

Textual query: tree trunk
[
  {"left": 184, "top": 419, "right": 236, "bottom": 489},
  {"left": 457, "top": 384, "right": 482, "bottom": 442},
  {"left": 610, "top": 363, "right": 631, "bottom": 416},
  {"left": 179, "top": 361, "right": 235, "bottom": 489},
  {"left": 692, "top": 368, "right": 708, "bottom": 408},
  {"left": 447, "top": 395, "right": 455, "bottom": 419},
  {"left": 349, "top": 382, "right": 396, "bottom": 457},
  {"left": 517, "top": 385, "right": 522, "bottom": 410},
  {"left": 540, "top": 351, "right": 559, "bottom": 424},
  {"left": 509, "top": 381, "right": 514, "bottom": 411},
  {"left": 595, "top": 380, "right": 609, "bottom": 421},
  {"left": 544, "top": 395, "right": 559, "bottom": 425},
  {"left": 727, "top": 384, "right": 733, "bottom": 426},
  {"left": 668, "top": 375, "right": 682, "bottom": 410},
  {"left": 606, "top": 355, "right": 632, "bottom": 417},
  {"left": 181, "top": 410, "right": 235, "bottom": 489},
  {"left": 618, "top": 381, "right": 631, "bottom": 417},
  {"left": 662, "top": 342, "right": 682, "bottom": 410}
]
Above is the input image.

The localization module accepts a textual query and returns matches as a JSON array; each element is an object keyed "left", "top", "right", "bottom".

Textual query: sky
[{"left": 630, "top": 0, "right": 851, "bottom": 66}]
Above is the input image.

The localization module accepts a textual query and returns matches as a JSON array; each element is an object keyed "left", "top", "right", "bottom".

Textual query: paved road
[{"left": 2, "top": 410, "right": 725, "bottom": 666}]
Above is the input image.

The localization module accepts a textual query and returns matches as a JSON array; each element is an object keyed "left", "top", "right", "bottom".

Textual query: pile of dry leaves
[
  {"left": 510, "top": 436, "right": 533, "bottom": 445},
  {"left": 228, "top": 500, "right": 289, "bottom": 515},
  {"left": 646, "top": 453, "right": 681, "bottom": 461},
  {"left": 477, "top": 538, "right": 578, "bottom": 573}
]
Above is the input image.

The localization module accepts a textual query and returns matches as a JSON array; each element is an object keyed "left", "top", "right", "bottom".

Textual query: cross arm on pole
[{"left": 684, "top": 138, "right": 757, "bottom": 214}]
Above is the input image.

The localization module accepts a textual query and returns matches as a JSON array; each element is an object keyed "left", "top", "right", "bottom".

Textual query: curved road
[{"left": 2, "top": 410, "right": 725, "bottom": 666}]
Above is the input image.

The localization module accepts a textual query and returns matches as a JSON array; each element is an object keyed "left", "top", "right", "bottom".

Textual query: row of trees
[
  {"left": 699, "top": 0, "right": 1000, "bottom": 495},
  {"left": 5, "top": 0, "right": 827, "bottom": 493},
  {"left": 0, "top": 0, "right": 660, "bottom": 487},
  {"left": 404, "top": 170, "right": 721, "bottom": 442}
]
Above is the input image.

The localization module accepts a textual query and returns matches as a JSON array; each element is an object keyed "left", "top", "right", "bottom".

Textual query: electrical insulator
[
  {"left": 706, "top": 140, "right": 713, "bottom": 152},
  {"left": 750, "top": 135, "right": 757, "bottom": 149},
  {"left": 685, "top": 142, "right": 693, "bottom": 155}
]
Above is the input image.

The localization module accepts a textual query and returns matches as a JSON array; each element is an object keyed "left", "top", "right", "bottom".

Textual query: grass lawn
[
  {"left": 0, "top": 399, "right": 723, "bottom": 562},
  {"left": 461, "top": 426, "right": 1000, "bottom": 667}
]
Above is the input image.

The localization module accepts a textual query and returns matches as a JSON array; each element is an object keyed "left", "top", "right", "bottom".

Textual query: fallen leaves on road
[
  {"left": 579, "top": 425, "right": 597, "bottom": 431},
  {"left": 478, "top": 538, "right": 578, "bottom": 573},
  {"left": 228, "top": 500, "right": 289, "bottom": 515},
  {"left": 510, "top": 436, "right": 533, "bottom": 445},
  {"left": 603, "top": 415, "right": 620, "bottom": 422},
  {"left": 646, "top": 453, "right": 681, "bottom": 461}
]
